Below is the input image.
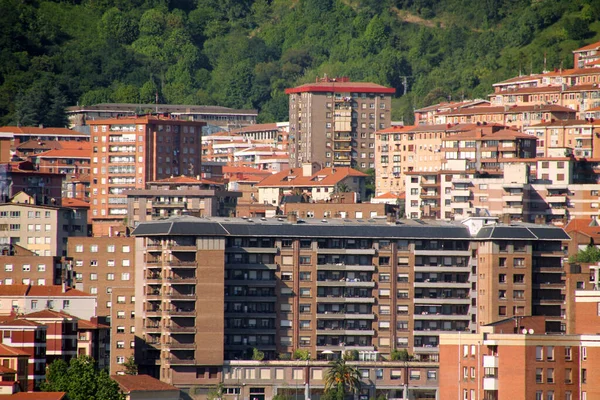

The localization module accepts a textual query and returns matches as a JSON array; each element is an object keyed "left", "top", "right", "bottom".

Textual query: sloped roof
[
  {"left": 0, "top": 126, "right": 85, "bottom": 136},
  {"left": 0, "top": 343, "right": 30, "bottom": 357},
  {"left": 0, "top": 318, "right": 43, "bottom": 328},
  {"left": 9, "top": 393, "right": 66, "bottom": 400},
  {"left": 257, "top": 167, "right": 368, "bottom": 188},
  {"left": 34, "top": 149, "right": 91, "bottom": 159},
  {"left": 574, "top": 41, "right": 600, "bottom": 52},
  {"left": 77, "top": 319, "right": 109, "bottom": 330},
  {"left": 374, "top": 191, "right": 405, "bottom": 200},
  {"left": 0, "top": 285, "right": 93, "bottom": 298},
  {"left": 445, "top": 128, "right": 532, "bottom": 141},
  {"left": 111, "top": 374, "right": 179, "bottom": 393},
  {"left": 61, "top": 198, "right": 90, "bottom": 208},
  {"left": 285, "top": 81, "right": 395, "bottom": 94},
  {"left": 437, "top": 104, "right": 575, "bottom": 116},
  {"left": 565, "top": 218, "right": 600, "bottom": 240},
  {"left": 23, "top": 309, "right": 76, "bottom": 320},
  {"left": 149, "top": 175, "right": 222, "bottom": 185},
  {"left": 0, "top": 365, "right": 16, "bottom": 374}
]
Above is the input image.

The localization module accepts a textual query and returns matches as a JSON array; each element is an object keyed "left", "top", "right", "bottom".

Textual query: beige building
[
  {"left": 0, "top": 200, "right": 87, "bottom": 257},
  {"left": 524, "top": 119, "right": 600, "bottom": 158},
  {"left": 286, "top": 77, "right": 394, "bottom": 169}
]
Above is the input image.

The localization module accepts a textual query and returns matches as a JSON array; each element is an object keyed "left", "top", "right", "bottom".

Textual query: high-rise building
[
  {"left": 286, "top": 77, "right": 394, "bottom": 169},
  {"left": 86, "top": 116, "right": 205, "bottom": 236},
  {"left": 132, "top": 216, "right": 567, "bottom": 394}
]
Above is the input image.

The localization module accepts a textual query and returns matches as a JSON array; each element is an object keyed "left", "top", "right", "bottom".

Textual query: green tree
[
  {"left": 571, "top": 243, "right": 600, "bottom": 263},
  {"left": 252, "top": 348, "right": 265, "bottom": 361},
  {"left": 324, "top": 360, "right": 361, "bottom": 400},
  {"left": 293, "top": 349, "right": 310, "bottom": 360},
  {"left": 123, "top": 356, "right": 138, "bottom": 375},
  {"left": 41, "top": 356, "right": 124, "bottom": 400},
  {"left": 390, "top": 349, "right": 410, "bottom": 361}
]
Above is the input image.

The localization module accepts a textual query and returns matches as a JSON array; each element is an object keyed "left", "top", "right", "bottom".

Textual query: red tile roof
[
  {"left": 0, "top": 285, "right": 93, "bottom": 298},
  {"left": 0, "top": 365, "right": 16, "bottom": 374},
  {"left": 23, "top": 309, "right": 76, "bottom": 320},
  {"left": 565, "top": 218, "right": 600, "bottom": 239},
  {"left": 373, "top": 191, "right": 405, "bottom": 200},
  {"left": 527, "top": 119, "right": 600, "bottom": 128},
  {"left": 9, "top": 393, "right": 66, "bottom": 400},
  {"left": 285, "top": 81, "right": 395, "bottom": 94},
  {"left": 437, "top": 104, "right": 575, "bottom": 116},
  {"left": 61, "top": 198, "right": 90, "bottom": 208},
  {"left": 0, "top": 343, "right": 30, "bottom": 357},
  {"left": 222, "top": 166, "right": 273, "bottom": 175},
  {"left": 111, "top": 374, "right": 179, "bottom": 393},
  {"left": 257, "top": 167, "right": 368, "bottom": 188},
  {"left": 0, "top": 126, "right": 84, "bottom": 136},
  {"left": 0, "top": 319, "right": 43, "bottom": 328},
  {"left": 574, "top": 41, "right": 600, "bottom": 52},
  {"left": 34, "top": 149, "right": 91, "bottom": 159},
  {"left": 77, "top": 319, "right": 109, "bottom": 330},
  {"left": 374, "top": 125, "right": 416, "bottom": 134}
]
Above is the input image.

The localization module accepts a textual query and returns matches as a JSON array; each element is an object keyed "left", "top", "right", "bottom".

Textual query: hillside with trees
[{"left": 1, "top": 0, "right": 600, "bottom": 127}]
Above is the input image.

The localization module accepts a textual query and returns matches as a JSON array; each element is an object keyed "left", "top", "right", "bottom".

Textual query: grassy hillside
[{"left": 1, "top": 0, "right": 599, "bottom": 127}]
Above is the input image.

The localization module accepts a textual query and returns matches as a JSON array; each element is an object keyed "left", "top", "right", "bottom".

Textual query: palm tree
[{"left": 324, "top": 359, "right": 361, "bottom": 400}]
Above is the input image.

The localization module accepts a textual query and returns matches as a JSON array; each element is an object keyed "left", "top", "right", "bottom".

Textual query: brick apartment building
[
  {"left": 68, "top": 236, "right": 136, "bottom": 374},
  {"left": 286, "top": 77, "right": 394, "bottom": 169},
  {"left": 131, "top": 215, "right": 567, "bottom": 397},
  {"left": 86, "top": 116, "right": 205, "bottom": 236},
  {"left": 0, "top": 322, "right": 44, "bottom": 391}
]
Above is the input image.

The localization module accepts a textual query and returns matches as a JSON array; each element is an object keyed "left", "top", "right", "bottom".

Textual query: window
[
  {"left": 116, "top": 341, "right": 125, "bottom": 349},
  {"left": 90, "top": 273, "right": 97, "bottom": 281},
  {"left": 121, "top": 273, "right": 130, "bottom": 281},
  {"left": 565, "top": 346, "right": 572, "bottom": 361},
  {"left": 117, "top": 311, "right": 125, "bottom": 319},
  {"left": 299, "top": 288, "right": 311, "bottom": 297},
  {"left": 90, "top": 245, "right": 98, "bottom": 253},
  {"left": 299, "top": 272, "right": 311, "bottom": 281},
  {"left": 107, "top": 273, "right": 115, "bottom": 281},
  {"left": 116, "top": 356, "right": 125, "bottom": 364},
  {"left": 546, "top": 346, "right": 554, "bottom": 361},
  {"left": 122, "top": 245, "right": 130, "bottom": 253},
  {"left": 22, "top": 264, "right": 30, "bottom": 272},
  {"left": 4, "top": 265, "right": 12, "bottom": 272},
  {"left": 117, "top": 296, "right": 126, "bottom": 304},
  {"left": 513, "top": 290, "right": 525, "bottom": 299},
  {"left": 535, "top": 368, "right": 543, "bottom": 383},
  {"left": 546, "top": 368, "right": 554, "bottom": 383},
  {"left": 513, "top": 258, "right": 525, "bottom": 267},
  {"left": 107, "top": 245, "right": 115, "bottom": 253},
  {"left": 536, "top": 346, "right": 543, "bottom": 361},
  {"left": 116, "top": 326, "right": 125, "bottom": 334}
]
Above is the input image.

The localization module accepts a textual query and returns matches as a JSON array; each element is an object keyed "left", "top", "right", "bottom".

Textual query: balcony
[
  {"left": 225, "top": 263, "right": 278, "bottom": 270},
  {"left": 483, "top": 377, "right": 499, "bottom": 391},
  {"left": 546, "top": 208, "right": 567, "bottom": 215},
  {"left": 483, "top": 355, "right": 499, "bottom": 368},
  {"left": 145, "top": 324, "right": 161, "bottom": 333},
  {"left": 146, "top": 290, "right": 162, "bottom": 300},
  {"left": 420, "top": 180, "right": 438, "bottom": 187},
  {"left": 546, "top": 195, "right": 567, "bottom": 203},
  {"left": 167, "top": 292, "right": 196, "bottom": 300},
  {"left": 316, "top": 280, "right": 375, "bottom": 288},
  {"left": 316, "top": 313, "right": 375, "bottom": 320},
  {"left": 167, "top": 326, "right": 197, "bottom": 333},
  {"left": 226, "top": 247, "right": 280, "bottom": 254},
  {"left": 168, "top": 244, "right": 197, "bottom": 251},
  {"left": 316, "top": 345, "right": 375, "bottom": 352},
  {"left": 414, "top": 297, "right": 470, "bottom": 305},
  {"left": 451, "top": 189, "right": 470, "bottom": 197},
  {"left": 166, "top": 342, "right": 195, "bottom": 350},
  {"left": 451, "top": 202, "right": 471, "bottom": 210},
  {"left": 145, "top": 308, "right": 162, "bottom": 316},
  {"left": 502, "top": 194, "right": 523, "bottom": 202},
  {"left": 317, "top": 264, "right": 376, "bottom": 272},
  {"left": 152, "top": 201, "right": 186, "bottom": 208},
  {"left": 168, "top": 357, "right": 196, "bottom": 365},
  {"left": 167, "top": 260, "right": 197, "bottom": 268},
  {"left": 317, "top": 248, "right": 377, "bottom": 255},
  {"left": 502, "top": 207, "right": 523, "bottom": 214},
  {"left": 316, "top": 329, "right": 375, "bottom": 336},
  {"left": 414, "top": 281, "right": 470, "bottom": 289},
  {"left": 168, "top": 309, "right": 196, "bottom": 316},
  {"left": 168, "top": 276, "right": 197, "bottom": 284},
  {"left": 414, "top": 313, "right": 471, "bottom": 320},
  {"left": 226, "top": 279, "right": 277, "bottom": 287},
  {"left": 316, "top": 296, "right": 375, "bottom": 304}
]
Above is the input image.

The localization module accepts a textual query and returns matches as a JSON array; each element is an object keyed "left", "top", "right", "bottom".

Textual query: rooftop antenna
[{"left": 543, "top": 52, "right": 547, "bottom": 73}]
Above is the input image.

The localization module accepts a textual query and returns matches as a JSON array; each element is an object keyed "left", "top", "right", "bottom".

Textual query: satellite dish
[
  {"left": 522, "top": 329, "right": 528, "bottom": 334},
  {"left": 528, "top": 329, "right": 534, "bottom": 334}
]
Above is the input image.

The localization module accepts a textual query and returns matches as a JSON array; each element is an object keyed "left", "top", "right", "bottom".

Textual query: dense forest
[{"left": 2, "top": 0, "right": 600, "bottom": 127}]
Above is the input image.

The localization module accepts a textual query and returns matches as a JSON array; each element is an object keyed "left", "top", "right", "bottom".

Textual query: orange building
[{"left": 86, "top": 116, "right": 205, "bottom": 236}]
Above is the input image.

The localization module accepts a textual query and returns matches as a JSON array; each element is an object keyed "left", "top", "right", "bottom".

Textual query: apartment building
[
  {"left": 0, "top": 320, "right": 45, "bottom": 391},
  {"left": 131, "top": 215, "right": 568, "bottom": 393},
  {"left": 283, "top": 202, "right": 396, "bottom": 220},
  {"left": 523, "top": 119, "right": 600, "bottom": 158},
  {"left": 67, "top": 236, "right": 136, "bottom": 374},
  {"left": 66, "top": 103, "right": 257, "bottom": 130},
  {"left": 1, "top": 161, "right": 65, "bottom": 205},
  {"left": 20, "top": 310, "right": 78, "bottom": 365},
  {"left": 256, "top": 165, "right": 367, "bottom": 206},
  {"left": 286, "top": 77, "right": 394, "bottom": 169},
  {"left": 0, "top": 200, "right": 87, "bottom": 257},
  {"left": 31, "top": 144, "right": 91, "bottom": 176},
  {"left": 126, "top": 176, "right": 240, "bottom": 227},
  {"left": 0, "top": 249, "right": 70, "bottom": 287},
  {"left": 86, "top": 116, "right": 205, "bottom": 235},
  {"left": 414, "top": 100, "right": 490, "bottom": 125},
  {"left": 374, "top": 123, "right": 491, "bottom": 196},
  {"left": 439, "top": 319, "right": 584, "bottom": 400},
  {"left": 77, "top": 318, "right": 109, "bottom": 370}
]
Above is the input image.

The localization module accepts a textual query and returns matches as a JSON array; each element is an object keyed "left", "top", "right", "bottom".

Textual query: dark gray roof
[
  {"left": 131, "top": 216, "right": 472, "bottom": 239},
  {"left": 474, "top": 223, "right": 569, "bottom": 241}
]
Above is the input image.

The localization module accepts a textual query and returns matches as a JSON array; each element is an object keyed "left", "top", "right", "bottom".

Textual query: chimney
[
  {"left": 287, "top": 213, "right": 298, "bottom": 223},
  {"left": 62, "top": 282, "right": 66, "bottom": 293},
  {"left": 302, "top": 163, "right": 314, "bottom": 177}
]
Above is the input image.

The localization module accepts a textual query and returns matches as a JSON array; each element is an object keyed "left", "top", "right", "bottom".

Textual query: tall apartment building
[
  {"left": 523, "top": 119, "right": 600, "bottom": 158},
  {"left": 68, "top": 236, "right": 136, "bottom": 374},
  {"left": 132, "top": 216, "right": 567, "bottom": 393},
  {"left": 86, "top": 116, "right": 205, "bottom": 236},
  {"left": 286, "top": 77, "right": 394, "bottom": 169},
  {"left": 0, "top": 320, "right": 46, "bottom": 391}
]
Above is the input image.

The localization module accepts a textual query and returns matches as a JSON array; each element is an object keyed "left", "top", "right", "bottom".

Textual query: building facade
[{"left": 286, "top": 77, "right": 394, "bottom": 169}]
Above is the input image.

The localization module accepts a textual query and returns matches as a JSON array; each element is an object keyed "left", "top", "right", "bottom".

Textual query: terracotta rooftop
[
  {"left": 61, "top": 198, "right": 90, "bottom": 208},
  {"left": 414, "top": 99, "right": 489, "bottom": 112},
  {"left": 565, "top": 218, "right": 600, "bottom": 239},
  {"left": 373, "top": 192, "right": 405, "bottom": 200},
  {"left": 257, "top": 167, "right": 368, "bottom": 188},
  {"left": 574, "top": 41, "right": 600, "bottom": 52},
  {"left": 437, "top": 104, "right": 575, "bottom": 116},
  {"left": 77, "top": 319, "right": 109, "bottom": 330},
  {"left": 0, "top": 285, "right": 93, "bottom": 298},
  {"left": 0, "top": 318, "right": 43, "bottom": 328},
  {"left": 9, "top": 393, "right": 66, "bottom": 400},
  {"left": 111, "top": 374, "right": 179, "bottom": 393},
  {"left": 0, "top": 365, "right": 16, "bottom": 374},
  {"left": 526, "top": 119, "right": 600, "bottom": 128},
  {"left": 0, "top": 126, "right": 85, "bottom": 136},
  {"left": 23, "top": 309, "right": 77, "bottom": 320},
  {"left": 223, "top": 166, "right": 274, "bottom": 176},
  {"left": 445, "top": 128, "right": 532, "bottom": 141},
  {"left": 229, "top": 123, "right": 279, "bottom": 134},
  {"left": 285, "top": 80, "right": 395, "bottom": 94},
  {"left": 0, "top": 343, "right": 30, "bottom": 357},
  {"left": 34, "top": 149, "right": 91, "bottom": 159}
]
